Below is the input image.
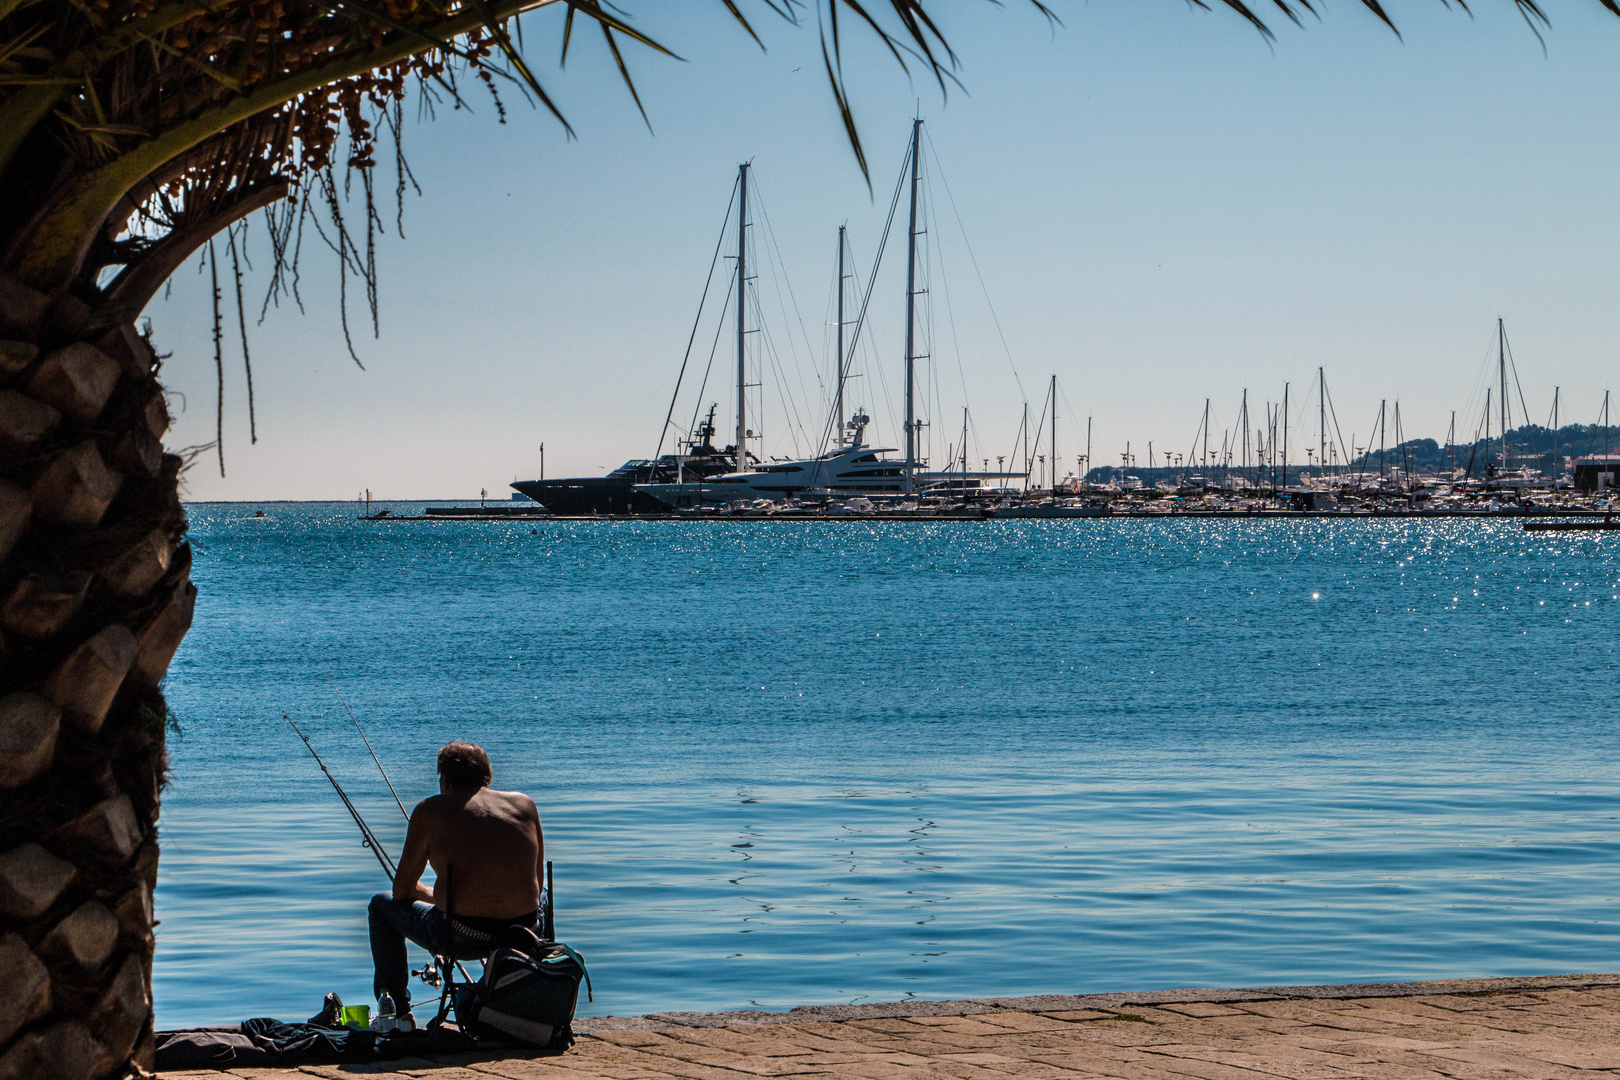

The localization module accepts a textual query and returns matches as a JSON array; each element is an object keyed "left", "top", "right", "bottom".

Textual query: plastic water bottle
[{"left": 375, "top": 992, "right": 396, "bottom": 1033}]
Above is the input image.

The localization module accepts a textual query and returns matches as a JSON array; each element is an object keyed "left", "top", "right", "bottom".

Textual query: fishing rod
[
  {"left": 289, "top": 714, "right": 479, "bottom": 988},
  {"left": 287, "top": 715, "right": 397, "bottom": 879},
  {"left": 326, "top": 675, "right": 410, "bottom": 824}
]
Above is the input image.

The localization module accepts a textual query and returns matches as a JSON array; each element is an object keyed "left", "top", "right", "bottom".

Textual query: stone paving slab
[{"left": 158, "top": 974, "right": 1620, "bottom": 1079}]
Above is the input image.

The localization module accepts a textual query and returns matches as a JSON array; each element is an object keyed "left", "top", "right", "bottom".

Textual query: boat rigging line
[
  {"left": 653, "top": 176, "right": 739, "bottom": 469},
  {"left": 922, "top": 126, "right": 1028, "bottom": 405},
  {"left": 750, "top": 178, "right": 821, "bottom": 447},
  {"left": 1454, "top": 320, "right": 1537, "bottom": 471},
  {"left": 1315, "top": 371, "right": 1351, "bottom": 480},
  {"left": 816, "top": 141, "right": 912, "bottom": 457},
  {"left": 1600, "top": 390, "right": 1612, "bottom": 457},
  {"left": 684, "top": 273, "right": 735, "bottom": 449},
  {"left": 1498, "top": 320, "right": 1537, "bottom": 469}
]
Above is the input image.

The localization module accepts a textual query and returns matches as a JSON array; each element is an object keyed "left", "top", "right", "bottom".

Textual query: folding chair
[{"left": 421, "top": 861, "right": 555, "bottom": 1033}]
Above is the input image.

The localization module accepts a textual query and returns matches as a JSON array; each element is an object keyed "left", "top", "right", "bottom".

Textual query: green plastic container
[{"left": 340, "top": 1004, "right": 370, "bottom": 1030}]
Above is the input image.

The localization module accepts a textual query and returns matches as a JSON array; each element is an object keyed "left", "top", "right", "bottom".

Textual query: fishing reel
[{"left": 413, "top": 963, "right": 442, "bottom": 990}]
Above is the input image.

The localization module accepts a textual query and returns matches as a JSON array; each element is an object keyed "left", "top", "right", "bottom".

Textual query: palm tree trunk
[{"left": 0, "top": 272, "right": 190, "bottom": 1080}]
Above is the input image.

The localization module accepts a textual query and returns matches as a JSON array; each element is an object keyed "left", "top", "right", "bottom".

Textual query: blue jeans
[{"left": 367, "top": 893, "right": 544, "bottom": 1007}]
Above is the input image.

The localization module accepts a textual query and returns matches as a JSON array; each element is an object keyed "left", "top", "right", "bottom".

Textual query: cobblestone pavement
[{"left": 160, "top": 974, "right": 1620, "bottom": 1079}]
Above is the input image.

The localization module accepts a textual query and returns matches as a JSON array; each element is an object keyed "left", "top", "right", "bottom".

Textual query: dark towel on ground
[{"left": 153, "top": 1019, "right": 474, "bottom": 1069}]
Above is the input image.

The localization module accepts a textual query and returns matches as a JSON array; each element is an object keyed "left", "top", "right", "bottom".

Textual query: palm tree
[{"left": 0, "top": 0, "right": 1603, "bottom": 1075}]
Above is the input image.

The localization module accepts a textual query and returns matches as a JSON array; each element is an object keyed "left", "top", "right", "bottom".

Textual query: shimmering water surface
[{"left": 156, "top": 503, "right": 1620, "bottom": 1029}]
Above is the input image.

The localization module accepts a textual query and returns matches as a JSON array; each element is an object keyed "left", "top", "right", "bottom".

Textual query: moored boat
[{"left": 511, "top": 407, "right": 739, "bottom": 515}]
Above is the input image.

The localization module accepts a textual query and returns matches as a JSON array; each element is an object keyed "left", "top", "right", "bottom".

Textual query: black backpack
[{"left": 455, "top": 928, "right": 592, "bottom": 1050}]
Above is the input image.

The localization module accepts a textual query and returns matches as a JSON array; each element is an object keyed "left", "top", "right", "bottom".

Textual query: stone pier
[{"left": 159, "top": 973, "right": 1620, "bottom": 1079}]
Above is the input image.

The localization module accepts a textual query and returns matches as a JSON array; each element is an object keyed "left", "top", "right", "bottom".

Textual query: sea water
[{"left": 154, "top": 503, "right": 1620, "bottom": 1029}]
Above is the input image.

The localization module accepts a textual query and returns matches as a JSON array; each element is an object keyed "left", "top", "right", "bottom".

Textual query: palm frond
[
  {"left": 821, "top": 23, "right": 869, "bottom": 185},
  {"left": 718, "top": 0, "right": 767, "bottom": 48},
  {"left": 600, "top": 23, "right": 652, "bottom": 131},
  {"left": 461, "top": 0, "right": 575, "bottom": 135},
  {"left": 565, "top": 0, "right": 681, "bottom": 58}
]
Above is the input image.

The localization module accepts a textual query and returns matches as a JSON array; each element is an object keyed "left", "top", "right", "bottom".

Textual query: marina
[
  {"left": 486, "top": 144, "right": 1620, "bottom": 529},
  {"left": 362, "top": 506, "right": 1620, "bottom": 521},
  {"left": 358, "top": 489, "right": 1620, "bottom": 522}
]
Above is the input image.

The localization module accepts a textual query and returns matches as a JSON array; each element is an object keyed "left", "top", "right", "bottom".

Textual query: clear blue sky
[{"left": 151, "top": 0, "right": 1620, "bottom": 500}]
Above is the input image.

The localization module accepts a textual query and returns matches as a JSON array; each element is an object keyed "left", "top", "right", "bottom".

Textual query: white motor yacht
[
  {"left": 637, "top": 413, "right": 910, "bottom": 507},
  {"left": 636, "top": 411, "right": 1022, "bottom": 507}
]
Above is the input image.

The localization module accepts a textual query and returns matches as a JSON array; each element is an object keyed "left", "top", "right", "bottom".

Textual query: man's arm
[{"left": 393, "top": 801, "right": 436, "bottom": 905}]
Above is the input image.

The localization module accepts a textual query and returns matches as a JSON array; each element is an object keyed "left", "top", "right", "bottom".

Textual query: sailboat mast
[
  {"left": 1282, "top": 382, "right": 1289, "bottom": 490},
  {"left": 961, "top": 407, "right": 969, "bottom": 491},
  {"left": 1378, "top": 399, "right": 1386, "bottom": 479},
  {"left": 1605, "top": 390, "right": 1611, "bottom": 457},
  {"left": 1022, "top": 403, "right": 1030, "bottom": 492},
  {"left": 1484, "top": 387, "right": 1493, "bottom": 474},
  {"left": 1552, "top": 387, "right": 1559, "bottom": 479},
  {"left": 1241, "top": 389, "right": 1249, "bottom": 481},
  {"left": 903, "top": 118, "right": 922, "bottom": 494},
  {"left": 1318, "top": 367, "right": 1325, "bottom": 479},
  {"left": 1498, "top": 317, "right": 1508, "bottom": 471},
  {"left": 1267, "top": 405, "right": 1275, "bottom": 490},
  {"left": 1202, "top": 399, "right": 1210, "bottom": 473},
  {"left": 836, "top": 225, "right": 846, "bottom": 447},
  {"left": 735, "top": 162, "right": 750, "bottom": 473},
  {"left": 1395, "top": 401, "right": 1406, "bottom": 484},
  {"left": 1050, "top": 374, "right": 1058, "bottom": 491}
]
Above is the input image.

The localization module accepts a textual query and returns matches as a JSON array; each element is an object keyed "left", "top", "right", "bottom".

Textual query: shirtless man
[{"left": 368, "top": 742, "right": 545, "bottom": 1015}]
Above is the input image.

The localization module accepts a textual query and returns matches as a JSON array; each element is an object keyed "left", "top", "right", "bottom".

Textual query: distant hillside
[
  {"left": 1343, "top": 424, "right": 1620, "bottom": 474},
  {"left": 1080, "top": 424, "right": 1620, "bottom": 483}
]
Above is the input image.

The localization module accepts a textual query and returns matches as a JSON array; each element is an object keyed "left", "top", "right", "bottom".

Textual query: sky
[{"left": 149, "top": 0, "right": 1620, "bottom": 500}]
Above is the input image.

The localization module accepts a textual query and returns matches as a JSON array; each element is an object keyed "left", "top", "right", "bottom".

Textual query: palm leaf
[
  {"left": 138, "top": 31, "right": 243, "bottom": 91},
  {"left": 600, "top": 23, "right": 652, "bottom": 131},
  {"left": 460, "top": 0, "right": 575, "bottom": 135},
  {"left": 0, "top": 20, "right": 48, "bottom": 66},
  {"left": 718, "top": 0, "right": 766, "bottom": 48},
  {"left": 324, "top": 0, "right": 480, "bottom": 107},
  {"left": 328, "top": 0, "right": 481, "bottom": 65},
  {"left": 564, "top": 0, "right": 681, "bottom": 58},
  {"left": 821, "top": 24, "right": 869, "bottom": 185}
]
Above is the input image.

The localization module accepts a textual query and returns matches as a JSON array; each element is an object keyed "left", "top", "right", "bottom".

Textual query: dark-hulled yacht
[{"left": 510, "top": 408, "right": 747, "bottom": 515}]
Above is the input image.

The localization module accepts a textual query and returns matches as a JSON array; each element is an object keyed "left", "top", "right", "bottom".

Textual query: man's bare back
[
  {"left": 394, "top": 785, "right": 543, "bottom": 920},
  {"left": 369, "top": 742, "right": 545, "bottom": 1011}
]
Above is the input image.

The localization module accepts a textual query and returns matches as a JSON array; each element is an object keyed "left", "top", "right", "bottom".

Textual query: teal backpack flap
[{"left": 463, "top": 938, "right": 592, "bottom": 1050}]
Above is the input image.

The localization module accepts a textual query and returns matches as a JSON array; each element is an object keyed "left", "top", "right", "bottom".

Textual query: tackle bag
[{"left": 455, "top": 929, "right": 591, "bottom": 1050}]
